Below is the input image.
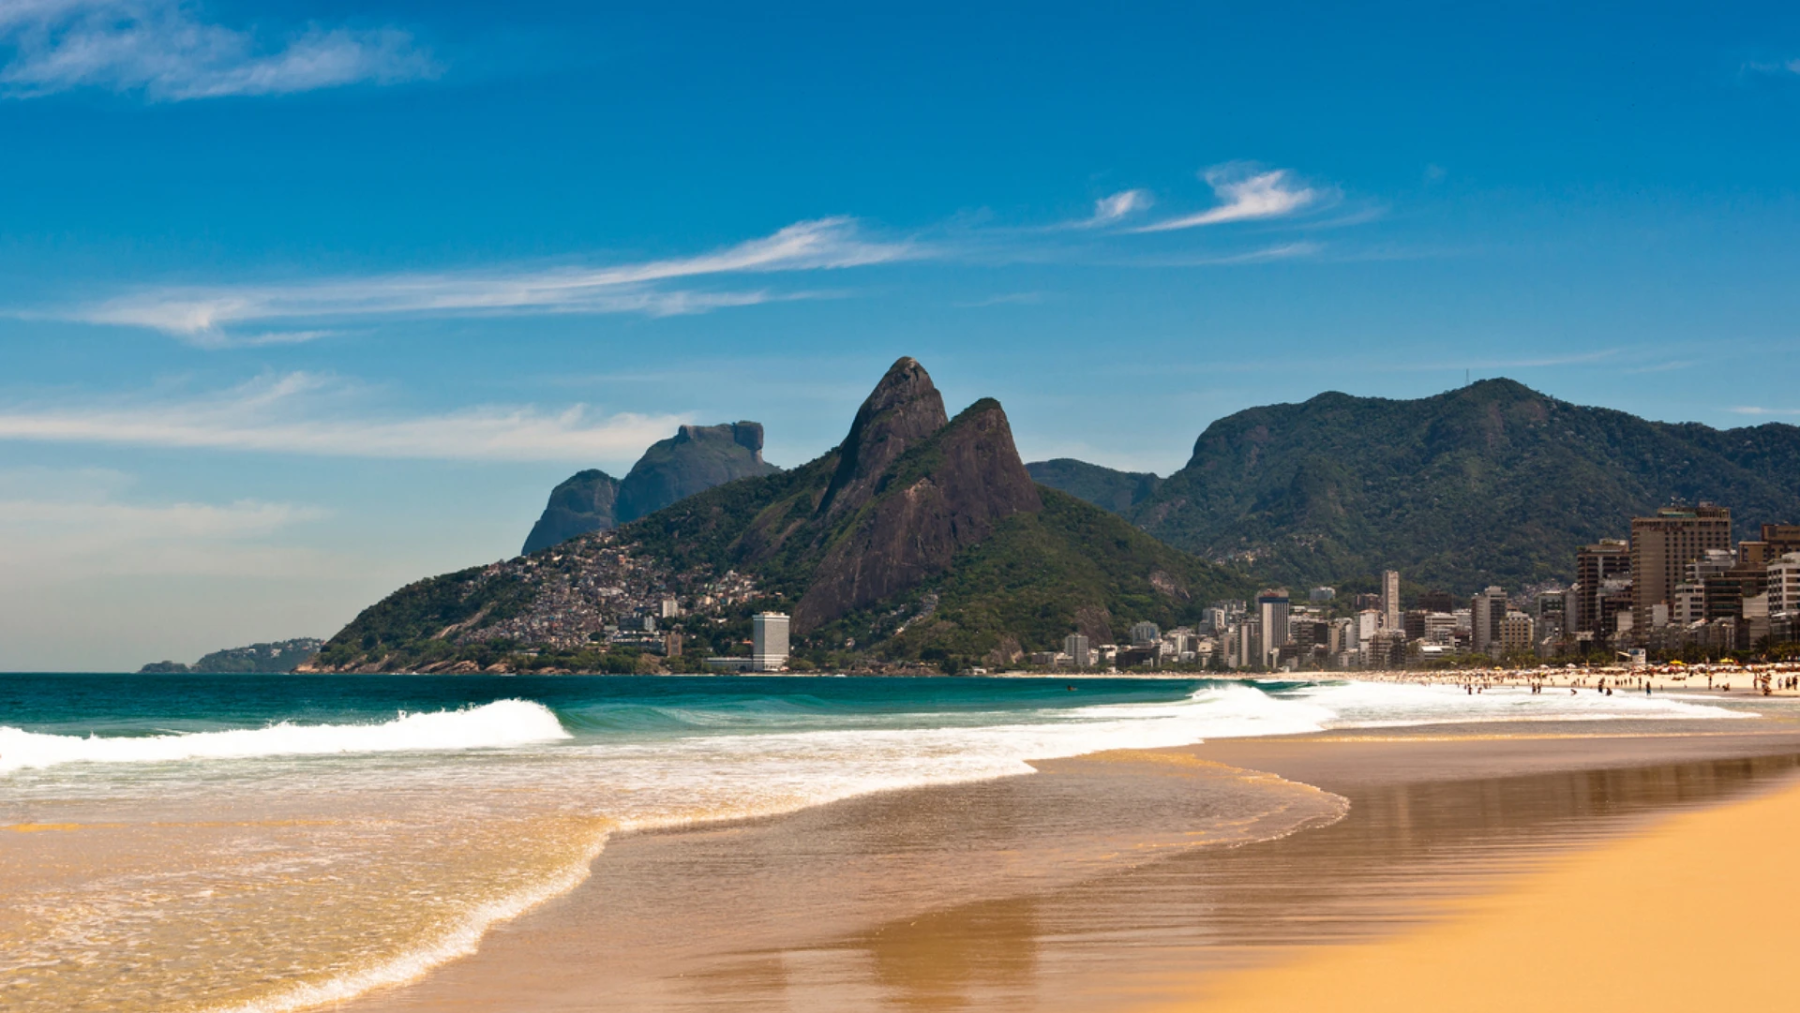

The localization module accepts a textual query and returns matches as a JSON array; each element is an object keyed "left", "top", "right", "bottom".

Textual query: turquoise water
[{"left": 0, "top": 672, "right": 1213, "bottom": 738}]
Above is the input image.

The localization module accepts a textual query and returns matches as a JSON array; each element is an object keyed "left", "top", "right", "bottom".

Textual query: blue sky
[{"left": 4, "top": 1, "right": 1800, "bottom": 669}]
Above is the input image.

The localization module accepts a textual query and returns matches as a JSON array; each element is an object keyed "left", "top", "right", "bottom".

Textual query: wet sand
[
  {"left": 1158, "top": 742, "right": 1800, "bottom": 1013},
  {"left": 347, "top": 720, "right": 1800, "bottom": 1012}
]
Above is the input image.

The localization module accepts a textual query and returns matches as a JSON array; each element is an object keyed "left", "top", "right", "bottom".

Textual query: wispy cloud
[
  {"left": 1070, "top": 189, "right": 1152, "bottom": 228},
  {"left": 0, "top": 373, "right": 694, "bottom": 462},
  {"left": 1729, "top": 406, "right": 1800, "bottom": 417},
  {"left": 1742, "top": 58, "right": 1800, "bottom": 79},
  {"left": 30, "top": 167, "right": 1359, "bottom": 343},
  {"left": 1126, "top": 241, "right": 1325, "bottom": 267},
  {"left": 58, "top": 217, "right": 912, "bottom": 343},
  {"left": 0, "top": 0, "right": 437, "bottom": 100},
  {"left": 953, "top": 291, "right": 1049, "bottom": 308},
  {"left": 1133, "top": 165, "right": 1323, "bottom": 232}
]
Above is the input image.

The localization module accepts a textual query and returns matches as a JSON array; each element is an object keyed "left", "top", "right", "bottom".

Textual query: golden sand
[{"left": 1153, "top": 774, "right": 1800, "bottom": 1013}]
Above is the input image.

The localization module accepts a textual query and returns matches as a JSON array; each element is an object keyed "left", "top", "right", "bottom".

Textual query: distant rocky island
[
  {"left": 521, "top": 421, "right": 779, "bottom": 554},
  {"left": 140, "top": 638, "right": 324, "bottom": 674}
]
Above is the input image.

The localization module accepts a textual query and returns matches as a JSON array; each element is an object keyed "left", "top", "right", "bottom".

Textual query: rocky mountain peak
[
  {"left": 818, "top": 356, "right": 949, "bottom": 520},
  {"left": 794, "top": 395, "right": 1042, "bottom": 632}
]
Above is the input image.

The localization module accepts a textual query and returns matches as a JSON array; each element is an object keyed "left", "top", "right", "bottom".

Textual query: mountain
[
  {"left": 1026, "top": 459, "right": 1162, "bottom": 515},
  {"left": 521, "top": 470, "right": 619, "bottom": 555},
  {"left": 309, "top": 358, "right": 1247, "bottom": 674},
  {"left": 1032, "top": 379, "right": 1800, "bottom": 594},
  {"left": 139, "top": 638, "right": 324, "bottom": 674},
  {"left": 520, "top": 421, "right": 779, "bottom": 554}
]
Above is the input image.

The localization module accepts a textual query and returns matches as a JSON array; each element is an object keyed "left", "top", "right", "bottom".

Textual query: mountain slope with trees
[
  {"left": 1030, "top": 379, "right": 1800, "bottom": 594},
  {"left": 312, "top": 359, "right": 1249, "bottom": 674}
]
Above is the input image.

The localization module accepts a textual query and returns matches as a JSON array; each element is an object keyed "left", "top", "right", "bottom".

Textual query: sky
[{"left": 4, "top": 1, "right": 1800, "bottom": 670}]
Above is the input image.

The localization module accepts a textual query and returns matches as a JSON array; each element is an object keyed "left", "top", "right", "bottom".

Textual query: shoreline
[{"left": 338, "top": 717, "right": 1800, "bottom": 1013}]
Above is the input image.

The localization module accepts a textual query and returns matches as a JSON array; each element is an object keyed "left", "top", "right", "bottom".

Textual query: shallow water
[{"left": 0, "top": 674, "right": 1754, "bottom": 1013}]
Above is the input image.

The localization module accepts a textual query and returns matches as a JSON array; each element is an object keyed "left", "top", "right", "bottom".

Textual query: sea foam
[{"left": 0, "top": 699, "right": 568, "bottom": 772}]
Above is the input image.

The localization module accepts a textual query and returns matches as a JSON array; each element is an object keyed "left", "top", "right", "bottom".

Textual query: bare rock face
[
  {"left": 615, "top": 421, "right": 779, "bottom": 524},
  {"left": 523, "top": 422, "right": 779, "bottom": 555},
  {"left": 795, "top": 397, "right": 1042, "bottom": 632},
  {"left": 816, "top": 357, "right": 949, "bottom": 521},
  {"left": 522, "top": 469, "right": 621, "bottom": 555}
]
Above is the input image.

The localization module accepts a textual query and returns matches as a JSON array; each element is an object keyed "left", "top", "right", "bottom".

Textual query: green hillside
[{"left": 1035, "top": 379, "right": 1800, "bottom": 594}]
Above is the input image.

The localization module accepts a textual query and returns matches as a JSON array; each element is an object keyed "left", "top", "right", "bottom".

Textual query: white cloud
[
  {"left": 1730, "top": 406, "right": 1800, "bottom": 417},
  {"left": 1073, "top": 189, "right": 1152, "bottom": 228},
  {"left": 1133, "top": 165, "right": 1321, "bottom": 232},
  {"left": 0, "top": 372, "right": 695, "bottom": 462},
  {"left": 1743, "top": 58, "right": 1800, "bottom": 78},
  {"left": 0, "top": 0, "right": 437, "bottom": 100},
  {"left": 61, "top": 216, "right": 913, "bottom": 343}
]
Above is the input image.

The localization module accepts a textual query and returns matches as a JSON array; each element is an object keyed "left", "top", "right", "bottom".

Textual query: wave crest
[{"left": 0, "top": 699, "right": 568, "bottom": 772}]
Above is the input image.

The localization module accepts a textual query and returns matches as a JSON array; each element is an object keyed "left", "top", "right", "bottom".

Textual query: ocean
[{"left": 0, "top": 673, "right": 1752, "bottom": 1013}]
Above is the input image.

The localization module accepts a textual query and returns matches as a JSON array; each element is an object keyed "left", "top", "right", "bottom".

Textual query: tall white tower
[
  {"left": 752, "top": 612, "right": 790, "bottom": 672},
  {"left": 1381, "top": 570, "right": 1401, "bottom": 630}
]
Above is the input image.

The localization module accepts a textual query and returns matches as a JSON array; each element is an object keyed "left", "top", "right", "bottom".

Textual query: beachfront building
[
  {"left": 1423, "top": 611, "right": 1459, "bottom": 645},
  {"left": 1130, "top": 621, "right": 1161, "bottom": 646},
  {"left": 1499, "top": 611, "right": 1535, "bottom": 654},
  {"left": 1769, "top": 552, "right": 1800, "bottom": 614},
  {"left": 1257, "top": 589, "right": 1290, "bottom": 669},
  {"left": 1573, "top": 539, "right": 1631, "bottom": 635},
  {"left": 751, "top": 612, "right": 790, "bottom": 672},
  {"left": 1631, "top": 503, "right": 1732, "bottom": 634},
  {"left": 1381, "top": 570, "right": 1401, "bottom": 630},
  {"left": 1063, "top": 633, "right": 1092, "bottom": 668},
  {"left": 1471, "top": 586, "right": 1507, "bottom": 655}
]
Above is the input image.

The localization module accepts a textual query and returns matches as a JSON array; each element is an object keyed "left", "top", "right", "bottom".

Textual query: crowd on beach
[{"left": 1357, "top": 660, "right": 1800, "bottom": 697}]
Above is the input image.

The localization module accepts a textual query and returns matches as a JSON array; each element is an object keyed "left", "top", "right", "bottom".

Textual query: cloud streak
[
  {"left": 1133, "top": 165, "right": 1321, "bottom": 232},
  {"left": 1071, "top": 189, "right": 1152, "bottom": 228},
  {"left": 64, "top": 216, "right": 912, "bottom": 342},
  {"left": 32, "top": 166, "right": 1352, "bottom": 342},
  {"left": 0, "top": 373, "right": 695, "bottom": 462},
  {"left": 0, "top": 0, "right": 437, "bottom": 100}
]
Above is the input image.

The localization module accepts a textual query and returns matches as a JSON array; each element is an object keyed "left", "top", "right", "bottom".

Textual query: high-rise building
[
  {"left": 1380, "top": 570, "right": 1401, "bottom": 630},
  {"left": 751, "top": 612, "right": 790, "bottom": 672},
  {"left": 1535, "top": 589, "right": 1569, "bottom": 638},
  {"left": 1499, "top": 611, "right": 1535, "bottom": 654},
  {"left": 1631, "top": 504, "right": 1731, "bottom": 633},
  {"left": 1673, "top": 582, "right": 1706, "bottom": 626},
  {"left": 1234, "top": 620, "right": 1260, "bottom": 671},
  {"left": 1063, "top": 633, "right": 1092, "bottom": 668},
  {"left": 1418, "top": 589, "right": 1456, "bottom": 613},
  {"left": 1770, "top": 552, "right": 1800, "bottom": 615},
  {"left": 1471, "top": 586, "right": 1507, "bottom": 654},
  {"left": 1257, "top": 589, "right": 1290, "bottom": 668},
  {"left": 1130, "top": 621, "right": 1161, "bottom": 646},
  {"left": 1574, "top": 539, "right": 1631, "bottom": 634},
  {"left": 1762, "top": 524, "right": 1800, "bottom": 559},
  {"left": 1424, "top": 611, "right": 1459, "bottom": 645}
]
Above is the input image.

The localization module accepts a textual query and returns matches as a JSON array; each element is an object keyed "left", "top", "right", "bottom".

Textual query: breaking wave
[{"left": 0, "top": 699, "right": 568, "bottom": 772}]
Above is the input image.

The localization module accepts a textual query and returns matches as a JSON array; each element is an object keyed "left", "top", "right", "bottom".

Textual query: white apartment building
[
  {"left": 1770, "top": 552, "right": 1800, "bottom": 614},
  {"left": 751, "top": 612, "right": 790, "bottom": 672}
]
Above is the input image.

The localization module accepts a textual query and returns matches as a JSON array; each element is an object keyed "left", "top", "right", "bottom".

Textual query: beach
[
  {"left": 345, "top": 717, "right": 1800, "bottom": 1013},
  {"left": 7, "top": 675, "right": 1800, "bottom": 1013}
]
